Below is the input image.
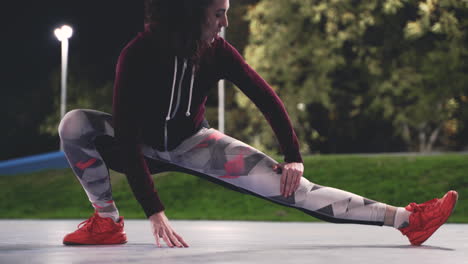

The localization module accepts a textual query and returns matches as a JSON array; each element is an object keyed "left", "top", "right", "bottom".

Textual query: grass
[{"left": 0, "top": 153, "right": 466, "bottom": 222}]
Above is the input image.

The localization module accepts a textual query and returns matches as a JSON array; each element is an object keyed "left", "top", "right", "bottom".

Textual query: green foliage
[
  {"left": 241, "top": 0, "right": 468, "bottom": 153},
  {"left": 1, "top": 154, "right": 466, "bottom": 222},
  {"left": 39, "top": 69, "right": 113, "bottom": 136},
  {"left": 34, "top": 0, "right": 468, "bottom": 155}
]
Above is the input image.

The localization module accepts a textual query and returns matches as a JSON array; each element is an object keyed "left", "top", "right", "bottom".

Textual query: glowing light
[{"left": 54, "top": 25, "right": 73, "bottom": 41}]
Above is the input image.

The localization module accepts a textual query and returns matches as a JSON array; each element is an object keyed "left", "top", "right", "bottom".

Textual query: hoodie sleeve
[
  {"left": 112, "top": 37, "right": 165, "bottom": 217},
  {"left": 215, "top": 38, "right": 303, "bottom": 163}
]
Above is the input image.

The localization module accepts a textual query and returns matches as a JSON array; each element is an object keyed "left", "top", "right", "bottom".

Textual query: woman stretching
[{"left": 59, "top": 0, "right": 458, "bottom": 247}]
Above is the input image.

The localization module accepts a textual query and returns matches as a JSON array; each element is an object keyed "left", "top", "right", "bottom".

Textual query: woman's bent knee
[{"left": 58, "top": 109, "right": 89, "bottom": 140}]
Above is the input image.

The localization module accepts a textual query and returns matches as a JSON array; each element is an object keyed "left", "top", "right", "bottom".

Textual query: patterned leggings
[{"left": 59, "top": 109, "right": 387, "bottom": 225}]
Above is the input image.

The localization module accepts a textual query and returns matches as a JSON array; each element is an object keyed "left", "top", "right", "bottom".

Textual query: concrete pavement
[{"left": 0, "top": 220, "right": 466, "bottom": 264}]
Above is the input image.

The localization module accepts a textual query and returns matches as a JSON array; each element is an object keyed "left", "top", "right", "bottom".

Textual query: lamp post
[
  {"left": 54, "top": 25, "right": 73, "bottom": 120},
  {"left": 218, "top": 27, "right": 226, "bottom": 133},
  {"left": 54, "top": 25, "right": 73, "bottom": 151}
]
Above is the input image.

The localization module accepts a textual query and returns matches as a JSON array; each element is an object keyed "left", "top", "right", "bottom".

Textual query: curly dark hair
[{"left": 145, "top": 0, "right": 215, "bottom": 61}]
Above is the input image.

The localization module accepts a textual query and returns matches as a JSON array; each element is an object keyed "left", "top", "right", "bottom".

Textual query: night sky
[
  {"left": 3, "top": 1, "right": 147, "bottom": 159},
  {"left": 3, "top": 0, "right": 249, "bottom": 159},
  {"left": 6, "top": 1, "right": 144, "bottom": 87}
]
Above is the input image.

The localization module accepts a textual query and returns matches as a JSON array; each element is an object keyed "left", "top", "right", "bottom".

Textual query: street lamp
[
  {"left": 218, "top": 27, "right": 226, "bottom": 133},
  {"left": 55, "top": 25, "right": 73, "bottom": 151},
  {"left": 54, "top": 25, "right": 73, "bottom": 120}
]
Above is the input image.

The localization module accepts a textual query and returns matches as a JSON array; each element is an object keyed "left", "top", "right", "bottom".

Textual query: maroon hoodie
[{"left": 112, "top": 30, "right": 302, "bottom": 217}]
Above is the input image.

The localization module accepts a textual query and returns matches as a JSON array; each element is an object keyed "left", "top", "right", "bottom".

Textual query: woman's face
[{"left": 202, "top": 0, "right": 230, "bottom": 43}]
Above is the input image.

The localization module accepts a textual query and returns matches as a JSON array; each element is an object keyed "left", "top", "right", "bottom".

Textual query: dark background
[
  {"left": 3, "top": 1, "right": 466, "bottom": 161},
  {"left": 3, "top": 1, "right": 145, "bottom": 160}
]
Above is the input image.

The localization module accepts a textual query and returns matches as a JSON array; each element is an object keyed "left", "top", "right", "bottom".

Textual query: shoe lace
[
  {"left": 408, "top": 198, "right": 438, "bottom": 213},
  {"left": 77, "top": 214, "right": 104, "bottom": 232}
]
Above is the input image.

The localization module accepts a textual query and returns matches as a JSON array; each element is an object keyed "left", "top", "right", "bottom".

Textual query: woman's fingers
[
  {"left": 279, "top": 164, "right": 293, "bottom": 197},
  {"left": 284, "top": 169, "right": 294, "bottom": 197},
  {"left": 168, "top": 231, "right": 182, "bottom": 248},
  {"left": 279, "top": 163, "right": 304, "bottom": 197},
  {"left": 155, "top": 229, "right": 161, "bottom": 248},
  {"left": 174, "top": 232, "right": 189, "bottom": 247},
  {"left": 154, "top": 226, "right": 187, "bottom": 248},
  {"left": 161, "top": 229, "right": 174, "bottom": 248},
  {"left": 153, "top": 227, "right": 162, "bottom": 247},
  {"left": 294, "top": 173, "right": 301, "bottom": 193},
  {"left": 149, "top": 211, "right": 188, "bottom": 248},
  {"left": 280, "top": 167, "right": 287, "bottom": 196}
]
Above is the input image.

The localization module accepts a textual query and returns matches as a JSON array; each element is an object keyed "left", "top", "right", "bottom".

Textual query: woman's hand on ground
[
  {"left": 273, "top": 162, "right": 304, "bottom": 197},
  {"left": 149, "top": 211, "right": 189, "bottom": 248}
]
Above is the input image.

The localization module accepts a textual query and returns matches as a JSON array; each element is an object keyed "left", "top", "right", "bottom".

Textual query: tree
[
  {"left": 40, "top": 68, "right": 113, "bottom": 136},
  {"left": 242, "top": 0, "right": 468, "bottom": 153},
  {"left": 373, "top": 0, "right": 468, "bottom": 152}
]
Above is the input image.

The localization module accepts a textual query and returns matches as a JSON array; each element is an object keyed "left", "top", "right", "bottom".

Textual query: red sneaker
[
  {"left": 399, "top": 190, "right": 458, "bottom": 246},
  {"left": 63, "top": 212, "right": 127, "bottom": 245}
]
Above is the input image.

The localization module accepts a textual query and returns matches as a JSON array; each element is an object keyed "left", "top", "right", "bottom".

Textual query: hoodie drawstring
[
  {"left": 186, "top": 65, "right": 195, "bottom": 117},
  {"left": 166, "top": 56, "right": 196, "bottom": 121},
  {"left": 164, "top": 56, "right": 196, "bottom": 152},
  {"left": 170, "top": 59, "right": 187, "bottom": 119},
  {"left": 166, "top": 57, "right": 178, "bottom": 121}
]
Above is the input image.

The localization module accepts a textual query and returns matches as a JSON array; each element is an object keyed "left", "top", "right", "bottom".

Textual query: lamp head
[{"left": 54, "top": 25, "right": 73, "bottom": 41}]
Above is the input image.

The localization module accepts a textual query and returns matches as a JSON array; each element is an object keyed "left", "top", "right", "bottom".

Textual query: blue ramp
[{"left": 0, "top": 151, "right": 70, "bottom": 175}]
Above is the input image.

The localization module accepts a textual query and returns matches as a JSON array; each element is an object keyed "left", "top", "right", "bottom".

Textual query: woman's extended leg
[
  {"left": 146, "top": 128, "right": 395, "bottom": 226},
  {"left": 150, "top": 128, "right": 458, "bottom": 245}
]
